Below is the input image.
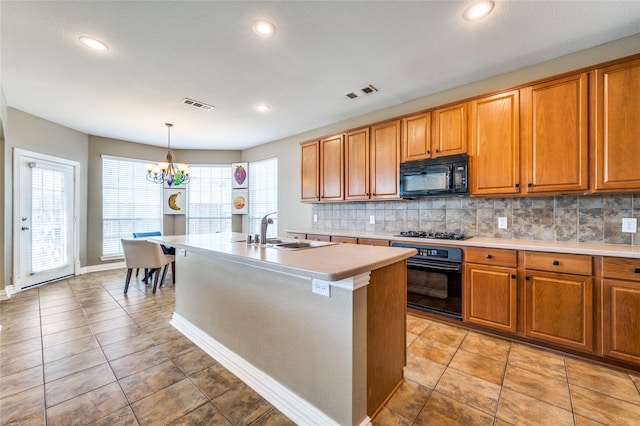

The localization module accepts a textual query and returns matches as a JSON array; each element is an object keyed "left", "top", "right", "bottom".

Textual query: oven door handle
[{"left": 406, "top": 259, "right": 462, "bottom": 272}]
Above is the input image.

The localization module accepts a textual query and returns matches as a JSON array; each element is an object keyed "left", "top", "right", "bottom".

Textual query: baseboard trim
[
  {"left": 0, "top": 285, "right": 15, "bottom": 301},
  {"left": 80, "top": 261, "right": 125, "bottom": 274},
  {"left": 171, "top": 313, "right": 368, "bottom": 426}
]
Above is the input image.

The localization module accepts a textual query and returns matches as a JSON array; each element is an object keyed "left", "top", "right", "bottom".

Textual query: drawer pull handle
[
  {"left": 486, "top": 254, "right": 492, "bottom": 259},
  {"left": 525, "top": 276, "right": 531, "bottom": 281},
  {"left": 511, "top": 274, "right": 516, "bottom": 279},
  {"left": 553, "top": 260, "right": 559, "bottom": 266},
  {"left": 634, "top": 268, "right": 640, "bottom": 274}
]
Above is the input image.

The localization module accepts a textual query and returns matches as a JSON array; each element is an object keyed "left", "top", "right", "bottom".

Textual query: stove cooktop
[{"left": 396, "top": 230, "right": 466, "bottom": 240}]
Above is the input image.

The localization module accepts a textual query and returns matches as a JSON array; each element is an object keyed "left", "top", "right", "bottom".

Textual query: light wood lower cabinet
[
  {"left": 331, "top": 236, "right": 357, "bottom": 244},
  {"left": 523, "top": 252, "right": 594, "bottom": 352},
  {"left": 601, "top": 257, "right": 640, "bottom": 364},
  {"left": 306, "top": 233, "right": 331, "bottom": 242},
  {"left": 464, "top": 248, "right": 518, "bottom": 333},
  {"left": 358, "top": 238, "right": 390, "bottom": 247}
]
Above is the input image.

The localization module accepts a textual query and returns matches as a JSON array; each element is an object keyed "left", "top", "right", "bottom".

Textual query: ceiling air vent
[
  {"left": 183, "top": 98, "right": 215, "bottom": 111},
  {"left": 345, "top": 84, "right": 379, "bottom": 100}
]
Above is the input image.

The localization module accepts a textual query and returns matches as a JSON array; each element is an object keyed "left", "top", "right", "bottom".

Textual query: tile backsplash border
[{"left": 311, "top": 194, "right": 640, "bottom": 245}]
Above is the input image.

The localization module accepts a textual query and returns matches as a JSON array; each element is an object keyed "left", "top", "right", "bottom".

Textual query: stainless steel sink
[{"left": 269, "top": 240, "right": 337, "bottom": 250}]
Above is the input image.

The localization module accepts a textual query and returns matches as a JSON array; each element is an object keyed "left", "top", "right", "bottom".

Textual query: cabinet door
[
  {"left": 602, "top": 279, "right": 640, "bottom": 364},
  {"left": 465, "top": 264, "right": 517, "bottom": 333},
  {"left": 300, "top": 141, "right": 320, "bottom": 201},
  {"left": 345, "top": 128, "right": 370, "bottom": 200},
  {"left": 470, "top": 90, "right": 520, "bottom": 195},
  {"left": 370, "top": 120, "right": 400, "bottom": 200},
  {"left": 402, "top": 112, "right": 431, "bottom": 161},
  {"left": 594, "top": 58, "right": 640, "bottom": 191},
  {"left": 433, "top": 103, "right": 468, "bottom": 157},
  {"left": 319, "top": 135, "right": 344, "bottom": 201},
  {"left": 521, "top": 73, "right": 588, "bottom": 193},
  {"left": 524, "top": 271, "right": 593, "bottom": 352},
  {"left": 358, "top": 238, "right": 390, "bottom": 246}
]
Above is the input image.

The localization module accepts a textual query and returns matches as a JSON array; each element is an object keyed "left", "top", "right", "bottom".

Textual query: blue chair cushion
[{"left": 132, "top": 231, "right": 174, "bottom": 255}]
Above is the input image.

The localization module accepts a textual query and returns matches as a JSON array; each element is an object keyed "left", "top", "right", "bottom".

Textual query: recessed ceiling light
[
  {"left": 78, "top": 36, "right": 109, "bottom": 51},
  {"left": 252, "top": 20, "right": 276, "bottom": 37},
  {"left": 255, "top": 104, "right": 271, "bottom": 112},
  {"left": 463, "top": 0, "right": 495, "bottom": 21}
]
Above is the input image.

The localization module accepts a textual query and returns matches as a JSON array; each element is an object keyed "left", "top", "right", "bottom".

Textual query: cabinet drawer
[
  {"left": 358, "top": 238, "right": 390, "bottom": 246},
  {"left": 465, "top": 247, "right": 517, "bottom": 267},
  {"left": 602, "top": 257, "right": 640, "bottom": 282},
  {"left": 524, "top": 251, "right": 592, "bottom": 275},
  {"left": 287, "top": 232, "right": 307, "bottom": 240},
  {"left": 306, "top": 234, "right": 331, "bottom": 242},
  {"left": 331, "top": 236, "right": 357, "bottom": 244}
]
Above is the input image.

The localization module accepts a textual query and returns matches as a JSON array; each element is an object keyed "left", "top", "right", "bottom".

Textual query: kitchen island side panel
[{"left": 174, "top": 250, "right": 367, "bottom": 426}]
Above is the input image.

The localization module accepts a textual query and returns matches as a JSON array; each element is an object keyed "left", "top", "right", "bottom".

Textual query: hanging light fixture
[{"left": 145, "top": 123, "right": 190, "bottom": 186}]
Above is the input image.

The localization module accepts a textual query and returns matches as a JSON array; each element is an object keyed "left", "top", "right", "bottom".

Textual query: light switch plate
[
  {"left": 313, "top": 214, "right": 318, "bottom": 223},
  {"left": 498, "top": 217, "right": 508, "bottom": 229},
  {"left": 369, "top": 215, "right": 375, "bottom": 224},
  {"left": 622, "top": 218, "right": 637, "bottom": 233}
]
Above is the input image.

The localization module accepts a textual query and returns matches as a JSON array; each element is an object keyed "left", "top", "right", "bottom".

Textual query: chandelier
[{"left": 145, "top": 123, "right": 190, "bottom": 187}]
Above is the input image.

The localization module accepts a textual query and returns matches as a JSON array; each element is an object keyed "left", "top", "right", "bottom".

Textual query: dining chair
[
  {"left": 121, "top": 238, "right": 175, "bottom": 294},
  {"left": 132, "top": 231, "right": 176, "bottom": 282}
]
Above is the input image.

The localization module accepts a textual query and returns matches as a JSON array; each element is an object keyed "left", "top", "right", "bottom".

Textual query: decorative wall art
[
  {"left": 232, "top": 189, "right": 249, "bottom": 215},
  {"left": 232, "top": 162, "right": 248, "bottom": 188},
  {"left": 164, "top": 188, "right": 186, "bottom": 215}
]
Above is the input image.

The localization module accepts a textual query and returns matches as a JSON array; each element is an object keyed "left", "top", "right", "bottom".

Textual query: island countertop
[{"left": 154, "top": 232, "right": 416, "bottom": 282}]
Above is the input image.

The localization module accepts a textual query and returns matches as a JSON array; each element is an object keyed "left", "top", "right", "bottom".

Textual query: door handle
[{"left": 21, "top": 226, "right": 30, "bottom": 231}]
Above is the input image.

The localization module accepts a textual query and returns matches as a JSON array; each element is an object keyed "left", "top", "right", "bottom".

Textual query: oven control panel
[
  {"left": 416, "top": 248, "right": 449, "bottom": 259},
  {"left": 391, "top": 242, "right": 463, "bottom": 263}
]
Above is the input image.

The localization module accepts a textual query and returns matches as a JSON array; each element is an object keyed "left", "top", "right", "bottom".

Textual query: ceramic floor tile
[
  {"left": 435, "top": 367, "right": 501, "bottom": 416},
  {"left": 496, "top": 387, "right": 574, "bottom": 426},
  {"left": 190, "top": 362, "right": 243, "bottom": 400},
  {"left": 44, "top": 348, "right": 106, "bottom": 383},
  {"left": 371, "top": 407, "right": 412, "bottom": 426},
  {"left": 172, "top": 346, "right": 218, "bottom": 377},
  {"left": 251, "top": 408, "right": 297, "bottom": 426},
  {"left": 406, "top": 332, "right": 419, "bottom": 347},
  {"left": 0, "top": 336, "right": 43, "bottom": 358},
  {"left": 507, "top": 342, "right": 567, "bottom": 381},
  {"left": 406, "top": 314, "right": 432, "bottom": 335},
  {"left": 1, "top": 325, "right": 41, "bottom": 346},
  {"left": 166, "top": 402, "right": 232, "bottom": 426},
  {"left": 570, "top": 383, "right": 640, "bottom": 425},
  {"left": 40, "top": 308, "right": 85, "bottom": 325},
  {"left": 565, "top": 357, "right": 640, "bottom": 405},
  {"left": 42, "top": 325, "right": 93, "bottom": 348},
  {"left": 0, "top": 316, "right": 41, "bottom": 333},
  {"left": 421, "top": 321, "right": 469, "bottom": 348},
  {"left": 574, "top": 414, "right": 607, "bottom": 425},
  {"left": 0, "top": 385, "right": 46, "bottom": 425},
  {"left": 81, "top": 301, "right": 124, "bottom": 315},
  {"left": 414, "top": 391, "right": 494, "bottom": 426},
  {"left": 383, "top": 379, "right": 431, "bottom": 422},
  {"left": 404, "top": 352, "right": 447, "bottom": 389},
  {"left": 408, "top": 334, "right": 458, "bottom": 365},
  {"left": 94, "top": 324, "right": 144, "bottom": 347},
  {"left": 0, "top": 364, "right": 44, "bottom": 399},
  {"left": 41, "top": 317, "right": 90, "bottom": 336},
  {"left": 43, "top": 335, "right": 99, "bottom": 364},
  {"left": 0, "top": 348, "right": 42, "bottom": 378},
  {"left": 109, "top": 345, "right": 170, "bottom": 380},
  {"left": 503, "top": 365, "right": 571, "bottom": 410},
  {"left": 38, "top": 296, "right": 77, "bottom": 310},
  {"left": 145, "top": 323, "right": 184, "bottom": 344},
  {"left": 118, "top": 360, "right": 186, "bottom": 403},
  {"left": 101, "top": 332, "right": 156, "bottom": 362},
  {"left": 159, "top": 335, "right": 200, "bottom": 360},
  {"left": 40, "top": 302, "right": 82, "bottom": 317},
  {"left": 448, "top": 348, "right": 506, "bottom": 385},
  {"left": 86, "top": 307, "right": 128, "bottom": 324},
  {"left": 458, "top": 331, "right": 512, "bottom": 363},
  {"left": 45, "top": 382, "right": 128, "bottom": 426},
  {"left": 87, "top": 406, "right": 140, "bottom": 426},
  {"left": 130, "top": 378, "right": 208, "bottom": 425},
  {"left": 211, "top": 382, "right": 273, "bottom": 425},
  {"left": 89, "top": 315, "right": 136, "bottom": 334},
  {"left": 45, "top": 362, "right": 116, "bottom": 407}
]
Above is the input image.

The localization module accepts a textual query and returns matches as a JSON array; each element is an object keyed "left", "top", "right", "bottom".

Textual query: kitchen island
[{"left": 154, "top": 232, "right": 416, "bottom": 426}]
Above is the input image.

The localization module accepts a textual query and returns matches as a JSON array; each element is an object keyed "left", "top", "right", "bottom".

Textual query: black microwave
[{"left": 399, "top": 154, "right": 468, "bottom": 197}]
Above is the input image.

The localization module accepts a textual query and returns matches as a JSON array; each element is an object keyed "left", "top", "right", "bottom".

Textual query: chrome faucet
[{"left": 260, "top": 212, "right": 277, "bottom": 245}]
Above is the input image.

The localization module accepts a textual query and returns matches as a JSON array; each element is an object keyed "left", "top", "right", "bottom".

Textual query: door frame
[{"left": 12, "top": 148, "right": 80, "bottom": 289}]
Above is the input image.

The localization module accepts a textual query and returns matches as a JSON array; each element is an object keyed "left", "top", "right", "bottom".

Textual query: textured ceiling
[{"left": 2, "top": 1, "right": 640, "bottom": 150}]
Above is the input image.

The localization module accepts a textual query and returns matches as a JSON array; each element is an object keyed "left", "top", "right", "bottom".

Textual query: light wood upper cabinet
[
  {"left": 593, "top": 58, "right": 640, "bottom": 192},
  {"left": 433, "top": 103, "right": 468, "bottom": 157},
  {"left": 470, "top": 90, "right": 520, "bottom": 195},
  {"left": 319, "top": 134, "right": 344, "bottom": 201},
  {"left": 370, "top": 120, "right": 401, "bottom": 200},
  {"left": 521, "top": 73, "right": 589, "bottom": 194},
  {"left": 402, "top": 112, "right": 431, "bottom": 162},
  {"left": 345, "top": 128, "right": 370, "bottom": 200},
  {"left": 300, "top": 140, "right": 320, "bottom": 201}
]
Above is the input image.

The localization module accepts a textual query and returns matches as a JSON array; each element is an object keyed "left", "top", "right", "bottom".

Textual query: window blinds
[
  {"left": 249, "top": 157, "right": 278, "bottom": 237},
  {"left": 186, "top": 165, "right": 232, "bottom": 234}
]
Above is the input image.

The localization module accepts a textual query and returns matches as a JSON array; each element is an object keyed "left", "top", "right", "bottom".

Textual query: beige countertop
[
  {"left": 287, "top": 228, "right": 640, "bottom": 259},
  {"left": 153, "top": 232, "right": 416, "bottom": 282}
]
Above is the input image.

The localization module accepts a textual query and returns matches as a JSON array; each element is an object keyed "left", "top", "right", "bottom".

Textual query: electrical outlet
[
  {"left": 622, "top": 218, "right": 637, "bottom": 233},
  {"left": 312, "top": 280, "right": 331, "bottom": 297},
  {"left": 313, "top": 214, "right": 318, "bottom": 223},
  {"left": 498, "top": 216, "right": 508, "bottom": 229},
  {"left": 369, "top": 215, "right": 375, "bottom": 224}
]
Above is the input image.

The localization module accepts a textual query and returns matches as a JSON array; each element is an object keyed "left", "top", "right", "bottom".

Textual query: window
[
  {"left": 102, "top": 156, "right": 162, "bottom": 257},
  {"left": 249, "top": 157, "right": 278, "bottom": 237},
  {"left": 186, "top": 165, "right": 232, "bottom": 234}
]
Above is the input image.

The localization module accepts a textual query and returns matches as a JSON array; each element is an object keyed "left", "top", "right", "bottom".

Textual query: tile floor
[{"left": 0, "top": 269, "right": 639, "bottom": 425}]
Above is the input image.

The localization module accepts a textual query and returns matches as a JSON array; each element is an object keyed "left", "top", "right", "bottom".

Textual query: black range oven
[{"left": 392, "top": 242, "right": 463, "bottom": 320}]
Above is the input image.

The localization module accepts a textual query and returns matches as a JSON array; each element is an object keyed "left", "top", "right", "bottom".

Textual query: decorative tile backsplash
[{"left": 311, "top": 194, "right": 640, "bottom": 245}]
